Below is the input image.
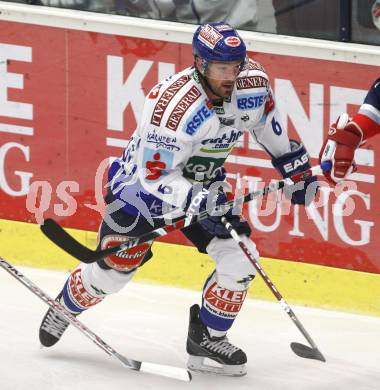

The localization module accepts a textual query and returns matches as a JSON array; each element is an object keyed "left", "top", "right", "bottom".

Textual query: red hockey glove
[{"left": 319, "top": 113, "right": 363, "bottom": 184}]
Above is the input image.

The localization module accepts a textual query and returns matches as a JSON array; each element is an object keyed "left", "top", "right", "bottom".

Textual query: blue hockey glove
[
  {"left": 272, "top": 140, "right": 318, "bottom": 206},
  {"left": 185, "top": 184, "right": 243, "bottom": 238}
]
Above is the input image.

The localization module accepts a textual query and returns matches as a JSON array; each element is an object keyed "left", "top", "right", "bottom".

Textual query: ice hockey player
[
  {"left": 319, "top": 77, "right": 380, "bottom": 183},
  {"left": 39, "top": 22, "right": 317, "bottom": 376}
]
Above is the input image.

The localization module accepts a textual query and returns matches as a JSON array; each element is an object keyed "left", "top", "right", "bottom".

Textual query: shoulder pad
[
  {"left": 149, "top": 74, "right": 193, "bottom": 128},
  {"left": 165, "top": 85, "right": 204, "bottom": 133},
  {"left": 235, "top": 74, "right": 269, "bottom": 91},
  {"left": 234, "top": 59, "right": 271, "bottom": 112},
  {"left": 150, "top": 74, "right": 215, "bottom": 138},
  {"left": 236, "top": 58, "right": 269, "bottom": 91}
]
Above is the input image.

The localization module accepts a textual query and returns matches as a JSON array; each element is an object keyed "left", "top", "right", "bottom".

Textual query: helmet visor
[{"left": 204, "top": 59, "right": 247, "bottom": 81}]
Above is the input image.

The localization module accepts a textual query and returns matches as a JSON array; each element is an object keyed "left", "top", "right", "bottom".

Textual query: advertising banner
[{"left": 0, "top": 20, "right": 379, "bottom": 273}]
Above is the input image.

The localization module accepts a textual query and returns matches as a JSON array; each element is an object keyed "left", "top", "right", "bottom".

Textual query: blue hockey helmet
[{"left": 192, "top": 22, "right": 247, "bottom": 75}]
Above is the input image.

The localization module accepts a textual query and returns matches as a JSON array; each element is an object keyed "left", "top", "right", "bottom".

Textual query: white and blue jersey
[{"left": 108, "top": 59, "right": 291, "bottom": 220}]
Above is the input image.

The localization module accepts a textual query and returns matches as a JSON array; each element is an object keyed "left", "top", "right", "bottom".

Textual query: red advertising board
[{"left": 0, "top": 20, "right": 379, "bottom": 273}]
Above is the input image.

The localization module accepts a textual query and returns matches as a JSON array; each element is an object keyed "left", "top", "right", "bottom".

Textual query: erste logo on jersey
[
  {"left": 185, "top": 100, "right": 214, "bottom": 135},
  {"left": 198, "top": 24, "right": 223, "bottom": 49},
  {"left": 166, "top": 86, "right": 201, "bottom": 131},
  {"left": 224, "top": 36, "right": 241, "bottom": 47},
  {"left": 237, "top": 92, "right": 267, "bottom": 110}
]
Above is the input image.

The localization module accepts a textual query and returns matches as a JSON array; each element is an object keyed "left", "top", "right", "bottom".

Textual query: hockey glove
[
  {"left": 272, "top": 140, "right": 317, "bottom": 206},
  {"left": 185, "top": 184, "right": 244, "bottom": 238},
  {"left": 319, "top": 113, "right": 363, "bottom": 184}
]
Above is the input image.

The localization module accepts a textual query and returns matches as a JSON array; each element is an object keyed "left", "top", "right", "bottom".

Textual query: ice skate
[
  {"left": 39, "top": 293, "right": 72, "bottom": 347},
  {"left": 186, "top": 304, "right": 247, "bottom": 376}
]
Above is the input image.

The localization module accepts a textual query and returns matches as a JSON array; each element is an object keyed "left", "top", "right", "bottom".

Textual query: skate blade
[{"left": 187, "top": 355, "right": 246, "bottom": 377}]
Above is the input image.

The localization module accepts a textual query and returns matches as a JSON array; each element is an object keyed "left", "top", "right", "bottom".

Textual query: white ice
[{"left": 0, "top": 266, "right": 379, "bottom": 390}]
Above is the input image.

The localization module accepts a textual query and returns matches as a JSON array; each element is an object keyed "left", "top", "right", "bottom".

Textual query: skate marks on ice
[{"left": 0, "top": 267, "right": 379, "bottom": 390}]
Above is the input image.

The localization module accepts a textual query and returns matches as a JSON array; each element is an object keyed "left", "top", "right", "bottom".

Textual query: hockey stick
[
  {"left": 221, "top": 219, "right": 326, "bottom": 363},
  {"left": 0, "top": 256, "right": 191, "bottom": 382},
  {"left": 41, "top": 163, "right": 329, "bottom": 264}
]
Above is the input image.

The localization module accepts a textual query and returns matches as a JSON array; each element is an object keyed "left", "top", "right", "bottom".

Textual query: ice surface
[{"left": 0, "top": 266, "right": 379, "bottom": 390}]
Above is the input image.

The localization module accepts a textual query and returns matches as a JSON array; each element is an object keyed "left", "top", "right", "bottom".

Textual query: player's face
[{"left": 204, "top": 60, "right": 242, "bottom": 98}]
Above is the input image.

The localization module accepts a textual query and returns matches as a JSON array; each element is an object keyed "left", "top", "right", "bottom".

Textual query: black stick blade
[
  {"left": 290, "top": 342, "right": 326, "bottom": 362},
  {"left": 41, "top": 219, "right": 96, "bottom": 263}
]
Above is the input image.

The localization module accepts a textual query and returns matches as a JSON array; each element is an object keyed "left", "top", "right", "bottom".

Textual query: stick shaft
[
  {"left": 222, "top": 219, "right": 322, "bottom": 351},
  {"left": 0, "top": 256, "right": 139, "bottom": 368},
  {"left": 41, "top": 165, "right": 323, "bottom": 263},
  {"left": 0, "top": 257, "right": 192, "bottom": 380}
]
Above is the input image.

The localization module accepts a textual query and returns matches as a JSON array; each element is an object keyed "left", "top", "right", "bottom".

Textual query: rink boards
[
  {"left": 0, "top": 3, "right": 380, "bottom": 316},
  {"left": 1, "top": 217, "right": 380, "bottom": 317}
]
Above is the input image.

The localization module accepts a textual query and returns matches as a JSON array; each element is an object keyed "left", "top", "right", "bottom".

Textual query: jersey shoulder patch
[
  {"left": 149, "top": 74, "right": 193, "bottom": 128},
  {"left": 235, "top": 58, "right": 270, "bottom": 111},
  {"left": 145, "top": 70, "right": 216, "bottom": 142},
  {"left": 236, "top": 58, "right": 269, "bottom": 88},
  {"left": 165, "top": 84, "right": 203, "bottom": 132},
  {"left": 235, "top": 74, "right": 269, "bottom": 91},
  {"left": 154, "top": 76, "right": 215, "bottom": 138}
]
